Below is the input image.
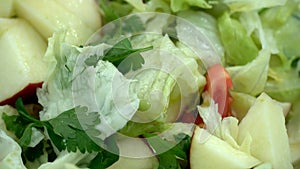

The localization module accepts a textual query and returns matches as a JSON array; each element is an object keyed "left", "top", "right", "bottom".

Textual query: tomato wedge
[
  {"left": 181, "top": 64, "right": 233, "bottom": 125},
  {"left": 205, "top": 63, "right": 233, "bottom": 117}
]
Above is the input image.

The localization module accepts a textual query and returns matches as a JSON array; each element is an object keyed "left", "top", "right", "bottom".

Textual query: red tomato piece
[{"left": 205, "top": 64, "right": 233, "bottom": 117}]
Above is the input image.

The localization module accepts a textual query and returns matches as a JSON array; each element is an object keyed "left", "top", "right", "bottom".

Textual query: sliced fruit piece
[
  {"left": 238, "top": 93, "right": 293, "bottom": 169},
  {"left": 54, "top": 0, "right": 101, "bottom": 31},
  {"left": 231, "top": 91, "right": 291, "bottom": 120},
  {"left": 0, "top": 0, "right": 15, "bottom": 17},
  {"left": 190, "top": 126, "right": 261, "bottom": 169},
  {"left": 107, "top": 134, "right": 159, "bottom": 169},
  {"left": 0, "top": 18, "right": 47, "bottom": 104},
  {"left": 14, "top": 0, "right": 99, "bottom": 45}
]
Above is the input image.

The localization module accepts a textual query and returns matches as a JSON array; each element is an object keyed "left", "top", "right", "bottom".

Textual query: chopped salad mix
[{"left": 0, "top": 0, "right": 300, "bottom": 169}]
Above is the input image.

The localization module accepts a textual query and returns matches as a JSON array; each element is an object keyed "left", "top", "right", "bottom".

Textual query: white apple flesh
[
  {"left": 0, "top": 0, "right": 15, "bottom": 17},
  {"left": 0, "top": 18, "right": 47, "bottom": 104},
  {"left": 190, "top": 126, "right": 261, "bottom": 169},
  {"left": 14, "top": 0, "right": 101, "bottom": 45},
  {"left": 238, "top": 93, "right": 293, "bottom": 169}
]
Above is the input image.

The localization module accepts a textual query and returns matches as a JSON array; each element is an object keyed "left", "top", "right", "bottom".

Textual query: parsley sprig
[
  {"left": 145, "top": 133, "right": 191, "bottom": 169},
  {"left": 2, "top": 98, "right": 118, "bottom": 166},
  {"left": 85, "top": 37, "right": 153, "bottom": 74}
]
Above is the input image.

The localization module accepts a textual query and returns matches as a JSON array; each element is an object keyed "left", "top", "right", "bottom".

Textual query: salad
[{"left": 0, "top": 0, "right": 300, "bottom": 169}]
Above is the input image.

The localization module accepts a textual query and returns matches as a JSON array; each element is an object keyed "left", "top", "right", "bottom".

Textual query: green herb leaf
[
  {"left": 85, "top": 37, "right": 152, "bottom": 74},
  {"left": 89, "top": 135, "right": 119, "bottom": 169},
  {"left": 103, "top": 38, "right": 152, "bottom": 74},
  {"left": 3, "top": 99, "right": 105, "bottom": 155},
  {"left": 98, "top": 0, "right": 119, "bottom": 23},
  {"left": 89, "top": 149, "right": 119, "bottom": 169},
  {"left": 2, "top": 100, "right": 46, "bottom": 162},
  {"left": 1, "top": 113, "right": 28, "bottom": 138},
  {"left": 47, "top": 107, "right": 102, "bottom": 153},
  {"left": 18, "top": 124, "right": 34, "bottom": 147},
  {"left": 145, "top": 133, "right": 191, "bottom": 169},
  {"left": 21, "top": 140, "right": 45, "bottom": 162},
  {"left": 158, "top": 151, "right": 179, "bottom": 169}
]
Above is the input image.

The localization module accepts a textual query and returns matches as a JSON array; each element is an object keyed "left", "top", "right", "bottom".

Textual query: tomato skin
[{"left": 205, "top": 64, "right": 233, "bottom": 118}]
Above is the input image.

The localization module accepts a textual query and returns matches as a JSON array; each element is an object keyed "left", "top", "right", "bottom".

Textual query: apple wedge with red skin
[
  {"left": 0, "top": 83, "right": 43, "bottom": 106},
  {"left": 0, "top": 18, "right": 47, "bottom": 106}
]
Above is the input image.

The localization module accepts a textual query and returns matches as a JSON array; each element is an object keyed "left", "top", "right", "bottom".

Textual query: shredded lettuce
[
  {"left": 227, "top": 49, "right": 270, "bottom": 96},
  {"left": 0, "top": 130, "right": 27, "bottom": 169},
  {"left": 221, "top": 0, "right": 287, "bottom": 12},
  {"left": 218, "top": 12, "right": 259, "bottom": 66},
  {"left": 37, "top": 32, "right": 140, "bottom": 140}
]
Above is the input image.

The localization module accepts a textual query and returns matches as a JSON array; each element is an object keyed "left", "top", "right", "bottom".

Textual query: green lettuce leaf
[
  {"left": 0, "top": 130, "right": 27, "bottom": 169},
  {"left": 130, "top": 35, "right": 205, "bottom": 122},
  {"left": 226, "top": 49, "right": 270, "bottom": 96},
  {"left": 37, "top": 32, "right": 140, "bottom": 140},
  {"left": 177, "top": 10, "right": 225, "bottom": 64},
  {"left": 170, "top": 0, "right": 212, "bottom": 12},
  {"left": 221, "top": 0, "right": 287, "bottom": 12},
  {"left": 218, "top": 12, "right": 259, "bottom": 66},
  {"left": 37, "top": 151, "right": 89, "bottom": 169}
]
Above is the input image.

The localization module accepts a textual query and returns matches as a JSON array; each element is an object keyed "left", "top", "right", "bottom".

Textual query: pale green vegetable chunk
[
  {"left": 238, "top": 93, "right": 293, "bottom": 169},
  {"left": 0, "top": 130, "right": 27, "bottom": 169}
]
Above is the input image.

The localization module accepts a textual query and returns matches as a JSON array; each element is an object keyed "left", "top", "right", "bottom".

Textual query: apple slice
[
  {"left": 190, "top": 126, "right": 261, "bottom": 169},
  {"left": 15, "top": 0, "right": 100, "bottom": 45},
  {"left": 107, "top": 134, "right": 158, "bottom": 169},
  {"left": 54, "top": 0, "right": 101, "bottom": 31},
  {"left": 0, "top": 18, "right": 47, "bottom": 104},
  {"left": 0, "top": 0, "right": 15, "bottom": 17},
  {"left": 238, "top": 93, "right": 293, "bottom": 169}
]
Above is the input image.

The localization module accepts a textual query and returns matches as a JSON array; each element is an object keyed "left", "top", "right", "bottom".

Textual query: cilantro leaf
[
  {"left": 2, "top": 98, "right": 105, "bottom": 155},
  {"left": 47, "top": 107, "right": 103, "bottom": 153},
  {"left": 21, "top": 140, "right": 45, "bottom": 162},
  {"left": 89, "top": 150, "right": 119, "bottom": 169},
  {"left": 145, "top": 133, "right": 191, "bottom": 169},
  {"left": 158, "top": 152, "right": 180, "bottom": 169},
  {"left": 85, "top": 38, "right": 152, "bottom": 74},
  {"left": 103, "top": 38, "right": 152, "bottom": 74},
  {"left": 89, "top": 135, "right": 119, "bottom": 169},
  {"left": 1, "top": 99, "right": 46, "bottom": 162},
  {"left": 2, "top": 113, "right": 28, "bottom": 138},
  {"left": 98, "top": 0, "right": 119, "bottom": 23},
  {"left": 98, "top": 0, "right": 133, "bottom": 24}
]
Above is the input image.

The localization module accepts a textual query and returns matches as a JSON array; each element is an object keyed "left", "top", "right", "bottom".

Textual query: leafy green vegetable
[
  {"left": 85, "top": 37, "right": 153, "bottom": 74},
  {"left": 226, "top": 49, "right": 270, "bottom": 96},
  {"left": 48, "top": 107, "right": 103, "bottom": 153},
  {"left": 221, "top": 0, "right": 287, "bottom": 12},
  {"left": 38, "top": 32, "right": 140, "bottom": 140},
  {"left": 2, "top": 98, "right": 119, "bottom": 167},
  {"left": 0, "top": 130, "right": 27, "bottom": 169},
  {"left": 3, "top": 98, "right": 102, "bottom": 153},
  {"left": 170, "top": 0, "right": 212, "bottom": 12},
  {"left": 145, "top": 133, "right": 191, "bottom": 169},
  {"left": 120, "top": 120, "right": 171, "bottom": 137},
  {"left": 177, "top": 10, "right": 225, "bottom": 64},
  {"left": 89, "top": 150, "right": 119, "bottom": 169},
  {"left": 98, "top": 0, "right": 132, "bottom": 23},
  {"left": 218, "top": 12, "right": 259, "bottom": 66}
]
